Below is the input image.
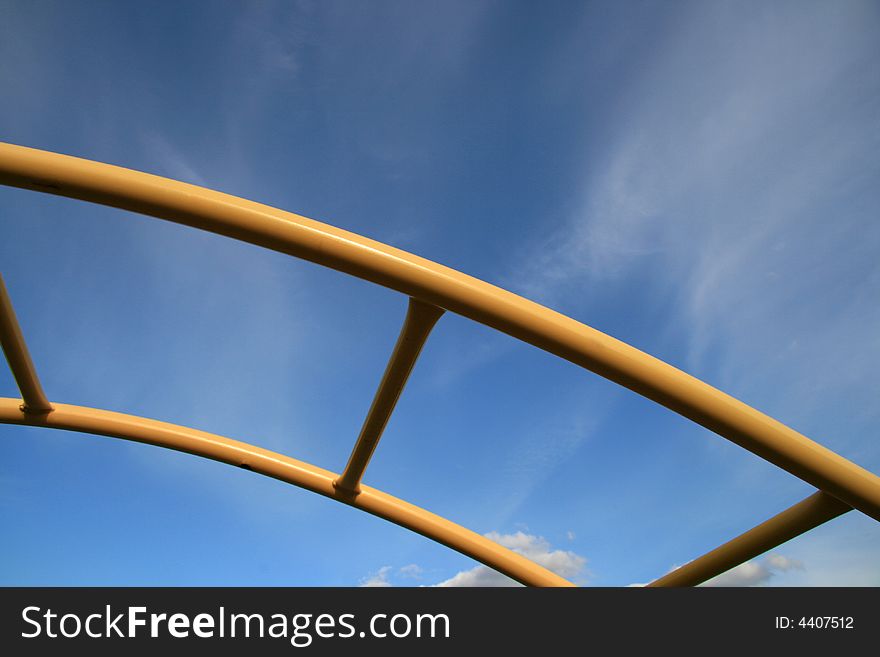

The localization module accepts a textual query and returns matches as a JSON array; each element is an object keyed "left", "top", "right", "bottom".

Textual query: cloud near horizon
[
  {"left": 702, "top": 554, "right": 804, "bottom": 587},
  {"left": 630, "top": 553, "right": 805, "bottom": 588},
  {"left": 359, "top": 531, "right": 587, "bottom": 587}
]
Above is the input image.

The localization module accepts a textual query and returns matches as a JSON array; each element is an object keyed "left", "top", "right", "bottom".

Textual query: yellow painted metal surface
[
  {"left": 0, "top": 398, "right": 573, "bottom": 587},
  {"left": 335, "top": 297, "right": 444, "bottom": 494},
  {"left": 0, "top": 274, "right": 52, "bottom": 414},
  {"left": 649, "top": 491, "right": 850, "bottom": 587},
  {"left": 0, "top": 141, "right": 878, "bottom": 586}
]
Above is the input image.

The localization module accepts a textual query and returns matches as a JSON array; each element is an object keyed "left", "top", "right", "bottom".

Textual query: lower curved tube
[
  {"left": 1, "top": 143, "right": 878, "bottom": 521},
  {"left": 0, "top": 398, "right": 574, "bottom": 588}
]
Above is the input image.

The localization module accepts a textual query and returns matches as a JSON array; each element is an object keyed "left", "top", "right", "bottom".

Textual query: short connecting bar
[
  {"left": 334, "top": 298, "right": 444, "bottom": 494},
  {"left": 647, "top": 490, "right": 851, "bottom": 587},
  {"left": 0, "top": 274, "right": 52, "bottom": 414}
]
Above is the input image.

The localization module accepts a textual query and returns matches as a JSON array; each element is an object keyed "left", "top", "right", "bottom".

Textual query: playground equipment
[{"left": 1, "top": 142, "right": 877, "bottom": 586}]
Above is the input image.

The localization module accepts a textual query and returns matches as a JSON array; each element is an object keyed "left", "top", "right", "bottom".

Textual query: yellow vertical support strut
[
  {"left": 335, "top": 298, "right": 444, "bottom": 494},
  {"left": 0, "top": 273, "right": 53, "bottom": 414}
]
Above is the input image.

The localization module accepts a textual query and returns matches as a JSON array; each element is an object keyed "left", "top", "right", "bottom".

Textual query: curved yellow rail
[
  {"left": 0, "top": 398, "right": 573, "bottom": 587},
  {"left": 1, "top": 141, "right": 878, "bottom": 586}
]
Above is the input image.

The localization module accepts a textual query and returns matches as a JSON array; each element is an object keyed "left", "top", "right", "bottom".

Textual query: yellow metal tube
[
  {"left": 648, "top": 491, "right": 851, "bottom": 587},
  {"left": 1, "top": 142, "right": 877, "bottom": 521},
  {"left": 0, "top": 397, "right": 573, "bottom": 587},
  {"left": 0, "top": 273, "right": 52, "bottom": 414},
  {"left": 335, "top": 298, "right": 443, "bottom": 494}
]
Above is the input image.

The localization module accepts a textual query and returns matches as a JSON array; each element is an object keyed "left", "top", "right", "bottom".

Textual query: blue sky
[{"left": 1, "top": 0, "right": 878, "bottom": 586}]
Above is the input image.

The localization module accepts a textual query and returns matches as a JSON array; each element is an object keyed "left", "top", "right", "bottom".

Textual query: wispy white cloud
[
  {"left": 427, "top": 329, "right": 512, "bottom": 389},
  {"left": 507, "top": 0, "right": 880, "bottom": 448},
  {"left": 360, "top": 531, "right": 587, "bottom": 587},
  {"left": 435, "top": 531, "right": 587, "bottom": 587},
  {"left": 757, "top": 514, "right": 880, "bottom": 586},
  {"left": 702, "top": 554, "right": 803, "bottom": 587},
  {"left": 359, "top": 565, "right": 393, "bottom": 587},
  {"left": 398, "top": 563, "right": 423, "bottom": 580},
  {"left": 489, "top": 408, "right": 605, "bottom": 528},
  {"left": 628, "top": 553, "right": 803, "bottom": 587},
  {"left": 358, "top": 564, "right": 425, "bottom": 587},
  {"left": 433, "top": 565, "right": 518, "bottom": 588},
  {"left": 139, "top": 131, "right": 208, "bottom": 186}
]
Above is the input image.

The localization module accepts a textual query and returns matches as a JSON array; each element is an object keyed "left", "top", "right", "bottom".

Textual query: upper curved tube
[{"left": 2, "top": 142, "right": 877, "bottom": 522}]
